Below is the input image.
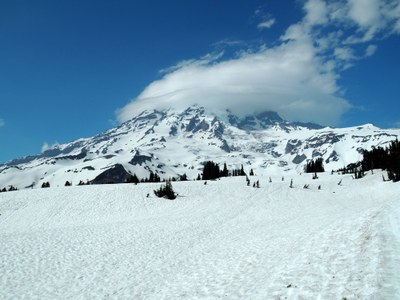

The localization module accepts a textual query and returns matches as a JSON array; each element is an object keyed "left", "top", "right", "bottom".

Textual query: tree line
[{"left": 335, "top": 139, "right": 400, "bottom": 182}]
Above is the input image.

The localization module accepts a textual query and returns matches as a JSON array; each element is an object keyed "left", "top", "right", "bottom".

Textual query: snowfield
[{"left": 1, "top": 172, "right": 399, "bottom": 299}]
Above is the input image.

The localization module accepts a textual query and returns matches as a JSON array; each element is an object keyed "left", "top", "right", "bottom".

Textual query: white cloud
[
  {"left": 41, "top": 142, "right": 59, "bottom": 153},
  {"left": 41, "top": 143, "right": 50, "bottom": 153},
  {"left": 117, "top": 40, "right": 350, "bottom": 126},
  {"left": 395, "top": 19, "right": 400, "bottom": 33},
  {"left": 257, "top": 18, "right": 276, "bottom": 29},
  {"left": 304, "top": 0, "right": 329, "bottom": 26},
  {"left": 365, "top": 44, "right": 378, "bottom": 57},
  {"left": 116, "top": 0, "right": 400, "bottom": 126},
  {"left": 334, "top": 47, "right": 356, "bottom": 61},
  {"left": 0, "top": 118, "right": 4, "bottom": 127},
  {"left": 41, "top": 143, "right": 50, "bottom": 152},
  {"left": 343, "top": 0, "right": 400, "bottom": 43},
  {"left": 348, "top": 0, "right": 380, "bottom": 28}
]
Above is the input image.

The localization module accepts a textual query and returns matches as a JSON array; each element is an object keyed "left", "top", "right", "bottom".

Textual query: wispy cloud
[
  {"left": 212, "top": 39, "right": 246, "bottom": 48},
  {"left": 0, "top": 118, "right": 4, "bottom": 128},
  {"left": 257, "top": 17, "right": 276, "bottom": 29},
  {"left": 254, "top": 6, "right": 276, "bottom": 30},
  {"left": 117, "top": 0, "right": 400, "bottom": 126},
  {"left": 365, "top": 44, "right": 378, "bottom": 57}
]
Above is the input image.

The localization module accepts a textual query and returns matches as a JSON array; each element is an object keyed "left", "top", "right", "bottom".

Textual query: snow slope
[{"left": 1, "top": 172, "right": 399, "bottom": 299}]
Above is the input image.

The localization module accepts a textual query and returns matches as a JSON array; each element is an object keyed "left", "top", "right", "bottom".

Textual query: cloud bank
[{"left": 117, "top": 0, "right": 400, "bottom": 126}]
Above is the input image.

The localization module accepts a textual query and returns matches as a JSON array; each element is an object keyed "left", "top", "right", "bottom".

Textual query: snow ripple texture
[{"left": 0, "top": 172, "right": 399, "bottom": 299}]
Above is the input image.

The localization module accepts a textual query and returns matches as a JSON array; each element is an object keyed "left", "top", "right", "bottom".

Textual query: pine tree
[
  {"left": 202, "top": 161, "right": 220, "bottom": 180},
  {"left": 180, "top": 173, "right": 188, "bottom": 181},
  {"left": 149, "top": 172, "right": 155, "bottom": 182},
  {"left": 126, "top": 174, "right": 140, "bottom": 184},
  {"left": 305, "top": 158, "right": 325, "bottom": 173},
  {"left": 221, "top": 163, "right": 229, "bottom": 177},
  {"left": 240, "top": 164, "right": 246, "bottom": 176}
]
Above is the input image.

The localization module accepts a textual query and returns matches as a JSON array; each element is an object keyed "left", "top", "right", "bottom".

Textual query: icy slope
[{"left": 1, "top": 173, "right": 399, "bottom": 299}]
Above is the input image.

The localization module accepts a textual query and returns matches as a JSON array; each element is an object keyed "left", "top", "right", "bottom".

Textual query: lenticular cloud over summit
[
  {"left": 117, "top": 0, "right": 400, "bottom": 126},
  {"left": 117, "top": 41, "right": 351, "bottom": 126}
]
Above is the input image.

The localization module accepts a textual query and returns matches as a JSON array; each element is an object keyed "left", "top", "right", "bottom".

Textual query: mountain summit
[{"left": 1, "top": 106, "right": 399, "bottom": 189}]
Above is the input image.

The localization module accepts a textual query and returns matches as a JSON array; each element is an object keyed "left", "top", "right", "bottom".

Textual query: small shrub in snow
[{"left": 154, "top": 181, "right": 177, "bottom": 200}]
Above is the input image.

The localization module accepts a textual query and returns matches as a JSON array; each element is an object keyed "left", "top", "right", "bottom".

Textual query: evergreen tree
[
  {"left": 8, "top": 185, "right": 18, "bottom": 191},
  {"left": 240, "top": 164, "right": 246, "bottom": 176},
  {"left": 126, "top": 174, "right": 140, "bottom": 184},
  {"left": 202, "top": 161, "right": 220, "bottom": 180},
  {"left": 305, "top": 158, "right": 325, "bottom": 173},
  {"left": 220, "top": 163, "right": 229, "bottom": 177}
]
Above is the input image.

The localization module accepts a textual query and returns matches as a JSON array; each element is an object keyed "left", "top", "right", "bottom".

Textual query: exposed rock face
[{"left": 90, "top": 164, "right": 131, "bottom": 184}]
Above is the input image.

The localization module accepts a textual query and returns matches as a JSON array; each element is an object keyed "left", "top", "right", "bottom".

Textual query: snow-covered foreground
[{"left": 1, "top": 173, "right": 399, "bottom": 299}]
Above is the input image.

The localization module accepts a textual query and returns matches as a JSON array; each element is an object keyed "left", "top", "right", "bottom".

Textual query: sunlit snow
[{"left": 1, "top": 172, "right": 399, "bottom": 299}]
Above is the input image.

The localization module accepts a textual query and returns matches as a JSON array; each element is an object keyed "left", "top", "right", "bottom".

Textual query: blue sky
[{"left": 1, "top": 0, "right": 399, "bottom": 163}]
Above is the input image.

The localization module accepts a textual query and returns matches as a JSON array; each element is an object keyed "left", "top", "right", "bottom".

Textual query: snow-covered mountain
[{"left": 1, "top": 105, "right": 399, "bottom": 189}]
